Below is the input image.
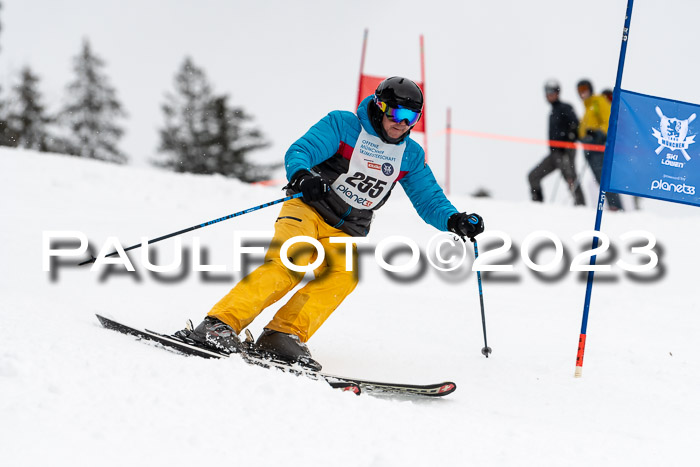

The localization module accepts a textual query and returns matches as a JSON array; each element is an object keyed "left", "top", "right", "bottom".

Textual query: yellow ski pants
[{"left": 208, "top": 198, "right": 359, "bottom": 342}]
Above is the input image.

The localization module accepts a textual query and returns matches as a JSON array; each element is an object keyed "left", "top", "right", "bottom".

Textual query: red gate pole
[
  {"left": 446, "top": 107, "right": 452, "bottom": 195},
  {"left": 356, "top": 29, "right": 369, "bottom": 108},
  {"left": 420, "top": 34, "right": 428, "bottom": 163}
]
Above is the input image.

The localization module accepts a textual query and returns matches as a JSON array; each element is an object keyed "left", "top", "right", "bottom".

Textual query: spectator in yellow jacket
[{"left": 577, "top": 79, "right": 623, "bottom": 210}]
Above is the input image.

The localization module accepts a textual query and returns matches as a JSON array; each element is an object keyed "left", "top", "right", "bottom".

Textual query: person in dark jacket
[
  {"left": 176, "top": 77, "right": 485, "bottom": 371},
  {"left": 528, "top": 80, "right": 586, "bottom": 205}
]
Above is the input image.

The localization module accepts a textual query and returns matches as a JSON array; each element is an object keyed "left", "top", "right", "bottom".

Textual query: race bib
[{"left": 331, "top": 129, "right": 406, "bottom": 210}]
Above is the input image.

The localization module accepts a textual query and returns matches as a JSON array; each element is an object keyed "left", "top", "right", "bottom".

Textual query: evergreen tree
[
  {"left": 0, "top": 97, "right": 18, "bottom": 147},
  {"left": 61, "top": 39, "right": 127, "bottom": 163},
  {"left": 0, "top": 1, "right": 15, "bottom": 147},
  {"left": 156, "top": 57, "right": 273, "bottom": 181},
  {"left": 205, "top": 95, "right": 275, "bottom": 182},
  {"left": 8, "top": 66, "right": 52, "bottom": 151},
  {"left": 157, "top": 57, "right": 215, "bottom": 174}
]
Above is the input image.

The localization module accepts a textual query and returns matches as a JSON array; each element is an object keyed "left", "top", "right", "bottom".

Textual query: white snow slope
[{"left": 2, "top": 148, "right": 700, "bottom": 467}]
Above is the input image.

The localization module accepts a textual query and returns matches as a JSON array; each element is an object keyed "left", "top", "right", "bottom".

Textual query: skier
[
  {"left": 178, "top": 77, "right": 485, "bottom": 371},
  {"left": 528, "top": 79, "right": 585, "bottom": 205},
  {"left": 576, "top": 79, "right": 624, "bottom": 210}
]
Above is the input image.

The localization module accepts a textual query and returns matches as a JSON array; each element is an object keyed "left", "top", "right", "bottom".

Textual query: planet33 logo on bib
[{"left": 335, "top": 172, "right": 389, "bottom": 207}]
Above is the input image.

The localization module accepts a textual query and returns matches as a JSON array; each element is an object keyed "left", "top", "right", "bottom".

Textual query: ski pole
[
  {"left": 471, "top": 238, "right": 492, "bottom": 358},
  {"left": 79, "top": 192, "right": 303, "bottom": 266}
]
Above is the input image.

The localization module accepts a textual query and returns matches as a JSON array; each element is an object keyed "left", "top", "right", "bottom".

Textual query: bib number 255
[{"left": 345, "top": 172, "right": 387, "bottom": 198}]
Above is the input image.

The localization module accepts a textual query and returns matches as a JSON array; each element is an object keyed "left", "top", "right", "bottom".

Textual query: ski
[
  {"left": 96, "top": 314, "right": 360, "bottom": 394},
  {"left": 95, "top": 314, "right": 456, "bottom": 398}
]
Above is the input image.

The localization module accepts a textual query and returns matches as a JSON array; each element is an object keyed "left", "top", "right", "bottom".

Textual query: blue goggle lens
[{"left": 375, "top": 99, "right": 421, "bottom": 126}]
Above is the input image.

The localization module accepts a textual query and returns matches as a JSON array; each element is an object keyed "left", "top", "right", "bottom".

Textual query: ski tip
[
  {"left": 95, "top": 313, "right": 116, "bottom": 328},
  {"left": 95, "top": 313, "right": 124, "bottom": 332},
  {"left": 436, "top": 382, "right": 457, "bottom": 396}
]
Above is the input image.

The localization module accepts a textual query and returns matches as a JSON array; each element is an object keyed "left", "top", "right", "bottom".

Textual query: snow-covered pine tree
[
  {"left": 8, "top": 66, "right": 52, "bottom": 151},
  {"left": 157, "top": 57, "right": 214, "bottom": 174},
  {"left": 60, "top": 39, "right": 127, "bottom": 163},
  {"left": 0, "top": 94, "right": 18, "bottom": 147},
  {"left": 205, "top": 95, "right": 276, "bottom": 182},
  {"left": 156, "top": 57, "right": 274, "bottom": 181}
]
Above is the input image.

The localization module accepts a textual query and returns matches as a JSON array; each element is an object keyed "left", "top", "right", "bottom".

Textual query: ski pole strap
[{"left": 78, "top": 192, "right": 303, "bottom": 265}]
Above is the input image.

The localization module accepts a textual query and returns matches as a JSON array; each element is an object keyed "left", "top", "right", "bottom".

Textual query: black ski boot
[
  {"left": 255, "top": 329, "right": 322, "bottom": 371},
  {"left": 178, "top": 316, "right": 242, "bottom": 354}
]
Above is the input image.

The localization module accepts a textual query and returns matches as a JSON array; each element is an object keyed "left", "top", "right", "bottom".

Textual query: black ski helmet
[
  {"left": 544, "top": 79, "right": 561, "bottom": 94},
  {"left": 374, "top": 77, "right": 424, "bottom": 113},
  {"left": 368, "top": 76, "right": 423, "bottom": 144}
]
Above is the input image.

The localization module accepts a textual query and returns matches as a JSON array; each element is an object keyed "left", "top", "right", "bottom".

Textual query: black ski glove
[
  {"left": 448, "top": 212, "right": 485, "bottom": 239},
  {"left": 290, "top": 170, "right": 329, "bottom": 203}
]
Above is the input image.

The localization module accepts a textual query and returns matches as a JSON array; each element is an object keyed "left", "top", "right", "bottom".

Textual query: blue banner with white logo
[{"left": 605, "top": 89, "right": 700, "bottom": 207}]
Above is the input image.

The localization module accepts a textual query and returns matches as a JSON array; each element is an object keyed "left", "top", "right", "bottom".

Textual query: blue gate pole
[{"left": 575, "top": 0, "right": 635, "bottom": 378}]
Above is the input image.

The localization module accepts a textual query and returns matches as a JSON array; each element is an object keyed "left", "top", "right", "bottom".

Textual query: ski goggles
[{"left": 374, "top": 98, "right": 422, "bottom": 126}]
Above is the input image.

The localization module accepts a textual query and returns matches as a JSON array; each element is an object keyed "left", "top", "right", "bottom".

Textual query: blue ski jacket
[{"left": 285, "top": 95, "right": 458, "bottom": 236}]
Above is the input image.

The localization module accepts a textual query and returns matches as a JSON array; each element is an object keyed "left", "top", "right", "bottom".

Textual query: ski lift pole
[{"left": 79, "top": 192, "right": 303, "bottom": 266}]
